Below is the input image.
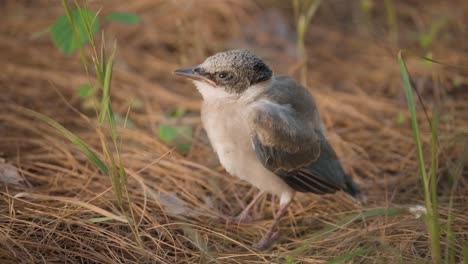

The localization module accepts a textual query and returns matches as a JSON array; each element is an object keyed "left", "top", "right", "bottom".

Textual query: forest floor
[{"left": 1, "top": 1, "right": 467, "bottom": 263}]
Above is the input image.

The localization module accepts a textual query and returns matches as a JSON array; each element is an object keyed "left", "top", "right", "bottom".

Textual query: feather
[{"left": 249, "top": 75, "right": 361, "bottom": 196}]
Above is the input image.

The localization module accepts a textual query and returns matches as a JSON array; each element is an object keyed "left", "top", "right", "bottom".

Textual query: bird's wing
[{"left": 248, "top": 99, "right": 360, "bottom": 196}]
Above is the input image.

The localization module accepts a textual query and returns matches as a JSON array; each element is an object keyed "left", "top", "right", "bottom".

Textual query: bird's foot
[
  {"left": 221, "top": 213, "right": 263, "bottom": 223},
  {"left": 252, "top": 231, "right": 280, "bottom": 250}
]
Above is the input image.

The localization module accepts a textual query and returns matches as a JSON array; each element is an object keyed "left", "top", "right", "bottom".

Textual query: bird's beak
[{"left": 174, "top": 67, "right": 216, "bottom": 86}]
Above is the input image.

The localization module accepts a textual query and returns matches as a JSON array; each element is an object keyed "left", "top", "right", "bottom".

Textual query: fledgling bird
[{"left": 175, "top": 50, "right": 363, "bottom": 250}]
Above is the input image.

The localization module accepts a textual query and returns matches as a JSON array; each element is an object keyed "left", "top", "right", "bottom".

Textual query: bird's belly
[
  {"left": 217, "top": 137, "right": 258, "bottom": 180},
  {"left": 201, "top": 104, "right": 293, "bottom": 196},
  {"left": 204, "top": 115, "right": 252, "bottom": 178}
]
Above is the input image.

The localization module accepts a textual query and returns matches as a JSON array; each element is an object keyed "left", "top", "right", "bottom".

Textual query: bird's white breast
[{"left": 194, "top": 81, "right": 294, "bottom": 197}]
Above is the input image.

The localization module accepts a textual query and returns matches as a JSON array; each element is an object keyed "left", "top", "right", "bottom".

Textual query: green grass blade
[
  {"left": 384, "top": 0, "right": 398, "bottom": 38},
  {"left": 73, "top": 0, "right": 99, "bottom": 57},
  {"left": 100, "top": 31, "right": 106, "bottom": 85},
  {"left": 72, "top": 0, "right": 102, "bottom": 81},
  {"left": 430, "top": 110, "right": 441, "bottom": 251},
  {"left": 294, "top": 0, "right": 322, "bottom": 86},
  {"left": 304, "top": 0, "right": 322, "bottom": 27},
  {"left": 397, "top": 51, "right": 428, "bottom": 187},
  {"left": 292, "top": 0, "right": 299, "bottom": 22},
  {"left": 107, "top": 101, "right": 118, "bottom": 141},
  {"left": 74, "top": 1, "right": 94, "bottom": 44},
  {"left": 119, "top": 163, "right": 128, "bottom": 194},
  {"left": 110, "top": 164, "right": 122, "bottom": 205},
  {"left": 93, "top": 58, "right": 104, "bottom": 88},
  {"left": 99, "top": 43, "right": 116, "bottom": 123},
  {"left": 398, "top": 50, "right": 441, "bottom": 263},
  {"left": 445, "top": 142, "right": 468, "bottom": 264},
  {"left": 31, "top": 27, "right": 50, "bottom": 39},
  {"left": 403, "top": 50, "right": 468, "bottom": 69},
  {"left": 21, "top": 107, "right": 108, "bottom": 174}
]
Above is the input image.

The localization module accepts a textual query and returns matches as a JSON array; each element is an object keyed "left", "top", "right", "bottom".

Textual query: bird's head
[{"left": 175, "top": 50, "right": 272, "bottom": 96}]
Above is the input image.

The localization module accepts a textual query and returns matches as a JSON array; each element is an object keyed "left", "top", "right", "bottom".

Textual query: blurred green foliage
[
  {"left": 105, "top": 12, "right": 142, "bottom": 24},
  {"left": 51, "top": 8, "right": 100, "bottom": 55},
  {"left": 33, "top": 8, "right": 141, "bottom": 55}
]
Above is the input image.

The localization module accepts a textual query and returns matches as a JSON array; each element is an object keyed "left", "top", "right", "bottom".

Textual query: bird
[{"left": 174, "top": 49, "right": 363, "bottom": 250}]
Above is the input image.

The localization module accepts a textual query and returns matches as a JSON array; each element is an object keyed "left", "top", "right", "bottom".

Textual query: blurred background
[{"left": 1, "top": 0, "right": 467, "bottom": 263}]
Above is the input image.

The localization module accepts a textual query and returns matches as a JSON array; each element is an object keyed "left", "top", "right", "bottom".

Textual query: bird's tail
[{"left": 344, "top": 176, "right": 367, "bottom": 204}]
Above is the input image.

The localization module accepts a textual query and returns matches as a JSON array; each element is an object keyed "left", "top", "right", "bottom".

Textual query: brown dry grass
[{"left": 1, "top": 0, "right": 467, "bottom": 263}]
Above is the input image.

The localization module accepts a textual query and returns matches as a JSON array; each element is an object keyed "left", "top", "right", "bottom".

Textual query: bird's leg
[
  {"left": 252, "top": 196, "right": 292, "bottom": 250},
  {"left": 223, "top": 191, "right": 264, "bottom": 223}
]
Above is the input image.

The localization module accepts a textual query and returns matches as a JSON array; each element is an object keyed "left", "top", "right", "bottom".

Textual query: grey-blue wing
[
  {"left": 248, "top": 91, "right": 361, "bottom": 196},
  {"left": 253, "top": 131, "right": 360, "bottom": 196}
]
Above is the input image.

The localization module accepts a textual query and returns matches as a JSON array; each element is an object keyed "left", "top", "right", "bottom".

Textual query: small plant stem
[
  {"left": 398, "top": 51, "right": 441, "bottom": 263},
  {"left": 297, "top": 15, "right": 307, "bottom": 86},
  {"left": 445, "top": 143, "right": 467, "bottom": 263},
  {"left": 384, "top": 0, "right": 398, "bottom": 42},
  {"left": 61, "top": 0, "right": 142, "bottom": 247},
  {"left": 429, "top": 110, "right": 441, "bottom": 264},
  {"left": 294, "top": 0, "right": 321, "bottom": 86},
  {"left": 62, "top": 0, "right": 89, "bottom": 74}
]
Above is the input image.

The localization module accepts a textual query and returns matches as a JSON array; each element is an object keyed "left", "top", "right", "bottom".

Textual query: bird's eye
[{"left": 217, "top": 72, "right": 228, "bottom": 79}]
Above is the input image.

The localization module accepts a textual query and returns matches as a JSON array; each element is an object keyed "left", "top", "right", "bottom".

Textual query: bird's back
[
  {"left": 256, "top": 74, "right": 325, "bottom": 133},
  {"left": 249, "top": 74, "right": 362, "bottom": 198}
]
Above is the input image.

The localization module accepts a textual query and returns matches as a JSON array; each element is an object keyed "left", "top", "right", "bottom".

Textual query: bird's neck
[{"left": 193, "top": 81, "right": 236, "bottom": 102}]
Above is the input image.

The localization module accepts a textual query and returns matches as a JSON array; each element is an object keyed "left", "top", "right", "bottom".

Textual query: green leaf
[
  {"left": 105, "top": 12, "right": 141, "bottom": 24},
  {"left": 158, "top": 125, "right": 192, "bottom": 143},
  {"left": 176, "top": 143, "right": 191, "bottom": 152},
  {"left": 158, "top": 125, "right": 192, "bottom": 154},
  {"left": 77, "top": 83, "right": 94, "bottom": 98},
  {"left": 177, "top": 126, "right": 192, "bottom": 139},
  {"left": 158, "top": 125, "right": 179, "bottom": 142},
  {"left": 50, "top": 8, "right": 100, "bottom": 55}
]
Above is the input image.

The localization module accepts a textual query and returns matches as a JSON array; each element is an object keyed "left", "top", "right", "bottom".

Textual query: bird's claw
[{"left": 252, "top": 231, "right": 280, "bottom": 250}]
